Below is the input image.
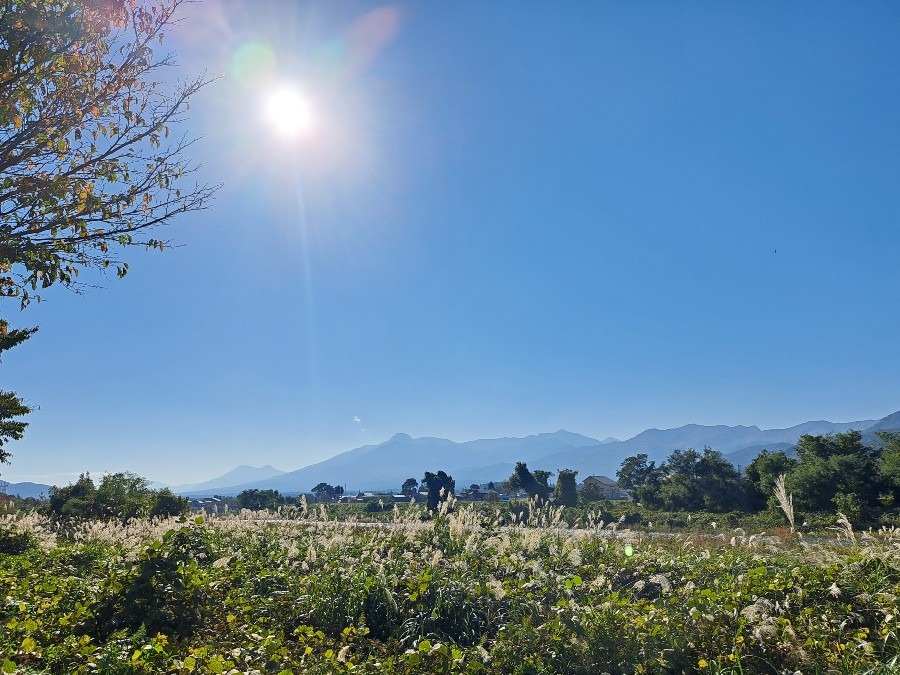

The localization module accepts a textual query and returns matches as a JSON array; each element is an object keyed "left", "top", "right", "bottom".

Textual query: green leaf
[
  {"left": 20, "top": 636, "right": 36, "bottom": 653},
  {"left": 2, "top": 660, "right": 16, "bottom": 674},
  {"left": 183, "top": 656, "right": 196, "bottom": 672}
]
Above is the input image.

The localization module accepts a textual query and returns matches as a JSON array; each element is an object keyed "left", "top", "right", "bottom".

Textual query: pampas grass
[{"left": 774, "top": 473, "right": 795, "bottom": 534}]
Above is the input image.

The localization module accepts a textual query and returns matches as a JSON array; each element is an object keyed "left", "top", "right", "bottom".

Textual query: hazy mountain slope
[
  {"left": 870, "top": 411, "right": 900, "bottom": 432},
  {"left": 181, "top": 411, "right": 897, "bottom": 495},
  {"left": 531, "top": 416, "right": 882, "bottom": 480},
  {"left": 2, "top": 482, "right": 50, "bottom": 499},
  {"left": 185, "top": 431, "right": 601, "bottom": 496},
  {"left": 723, "top": 442, "right": 797, "bottom": 469},
  {"left": 172, "top": 465, "right": 285, "bottom": 494}
]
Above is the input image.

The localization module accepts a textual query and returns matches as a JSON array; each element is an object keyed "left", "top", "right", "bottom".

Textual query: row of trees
[
  {"left": 617, "top": 430, "right": 900, "bottom": 519},
  {"left": 46, "top": 472, "right": 189, "bottom": 520},
  {"left": 500, "top": 462, "right": 581, "bottom": 507}
]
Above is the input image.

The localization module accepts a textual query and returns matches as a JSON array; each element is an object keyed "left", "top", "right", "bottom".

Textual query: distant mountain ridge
[
  {"left": 2, "top": 481, "right": 50, "bottom": 499},
  {"left": 177, "top": 410, "right": 899, "bottom": 496},
  {"left": 170, "top": 465, "right": 285, "bottom": 494}
]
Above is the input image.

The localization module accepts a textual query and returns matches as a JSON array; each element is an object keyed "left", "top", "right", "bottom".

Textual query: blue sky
[{"left": 3, "top": 1, "right": 900, "bottom": 486}]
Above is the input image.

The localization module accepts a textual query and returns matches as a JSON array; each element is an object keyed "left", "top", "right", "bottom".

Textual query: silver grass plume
[{"left": 773, "top": 474, "right": 795, "bottom": 534}]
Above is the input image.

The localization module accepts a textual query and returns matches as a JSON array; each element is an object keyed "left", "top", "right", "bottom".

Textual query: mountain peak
[{"left": 385, "top": 432, "right": 413, "bottom": 443}]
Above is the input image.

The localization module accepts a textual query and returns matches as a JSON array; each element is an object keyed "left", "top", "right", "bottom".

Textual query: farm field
[{"left": 1, "top": 504, "right": 899, "bottom": 674}]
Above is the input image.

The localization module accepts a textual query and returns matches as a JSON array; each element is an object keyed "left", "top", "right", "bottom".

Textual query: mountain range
[
  {"left": 4, "top": 411, "right": 897, "bottom": 498},
  {"left": 168, "top": 465, "right": 285, "bottom": 494},
  {"left": 176, "top": 409, "right": 900, "bottom": 497}
]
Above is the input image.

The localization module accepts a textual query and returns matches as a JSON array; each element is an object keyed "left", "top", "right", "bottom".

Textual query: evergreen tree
[
  {"left": 511, "top": 462, "right": 549, "bottom": 501},
  {"left": 0, "top": 322, "right": 37, "bottom": 469},
  {"left": 422, "top": 470, "right": 454, "bottom": 511},
  {"left": 554, "top": 469, "right": 578, "bottom": 507}
]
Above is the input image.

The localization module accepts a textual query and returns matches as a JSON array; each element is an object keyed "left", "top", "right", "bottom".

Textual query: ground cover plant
[{"left": 2, "top": 502, "right": 900, "bottom": 674}]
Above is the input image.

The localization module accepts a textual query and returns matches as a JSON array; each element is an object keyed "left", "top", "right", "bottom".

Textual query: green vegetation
[
  {"left": 2, "top": 502, "right": 900, "bottom": 673},
  {"left": 0, "top": 324, "right": 36, "bottom": 469},
  {"left": 615, "top": 430, "right": 900, "bottom": 527},
  {"left": 46, "top": 472, "right": 189, "bottom": 521},
  {"left": 508, "top": 462, "right": 550, "bottom": 502},
  {"left": 235, "top": 489, "right": 285, "bottom": 511},
  {"left": 422, "top": 470, "right": 455, "bottom": 511},
  {"left": 401, "top": 478, "right": 419, "bottom": 496},
  {"left": 554, "top": 469, "right": 578, "bottom": 508},
  {"left": 311, "top": 483, "right": 345, "bottom": 503}
]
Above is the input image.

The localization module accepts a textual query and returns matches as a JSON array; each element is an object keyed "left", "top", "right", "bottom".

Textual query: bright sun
[{"left": 264, "top": 86, "right": 315, "bottom": 138}]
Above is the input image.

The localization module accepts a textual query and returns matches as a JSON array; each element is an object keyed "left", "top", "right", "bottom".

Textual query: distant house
[
  {"left": 457, "top": 487, "right": 500, "bottom": 501},
  {"left": 582, "top": 475, "right": 631, "bottom": 500}
]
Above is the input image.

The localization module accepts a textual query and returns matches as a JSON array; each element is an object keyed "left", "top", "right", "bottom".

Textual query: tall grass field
[{"left": 2, "top": 500, "right": 899, "bottom": 674}]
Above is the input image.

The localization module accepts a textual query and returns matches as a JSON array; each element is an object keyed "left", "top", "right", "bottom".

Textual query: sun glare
[{"left": 264, "top": 86, "right": 315, "bottom": 138}]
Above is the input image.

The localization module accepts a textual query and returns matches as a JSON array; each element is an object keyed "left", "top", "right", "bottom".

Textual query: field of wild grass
[{"left": 2, "top": 501, "right": 900, "bottom": 674}]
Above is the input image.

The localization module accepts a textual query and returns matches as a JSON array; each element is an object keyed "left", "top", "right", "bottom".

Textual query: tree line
[
  {"left": 617, "top": 430, "right": 900, "bottom": 521},
  {"left": 45, "top": 472, "right": 189, "bottom": 520}
]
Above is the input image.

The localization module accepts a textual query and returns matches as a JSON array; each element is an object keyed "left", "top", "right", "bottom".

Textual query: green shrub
[
  {"left": 0, "top": 525, "right": 37, "bottom": 554},
  {"left": 90, "top": 523, "right": 218, "bottom": 638}
]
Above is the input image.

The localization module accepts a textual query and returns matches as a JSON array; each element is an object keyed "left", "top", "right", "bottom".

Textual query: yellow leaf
[
  {"left": 20, "top": 636, "right": 36, "bottom": 653},
  {"left": 13, "top": 115, "right": 22, "bottom": 130}
]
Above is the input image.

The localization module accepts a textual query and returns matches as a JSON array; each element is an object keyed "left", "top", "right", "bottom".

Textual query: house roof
[{"left": 584, "top": 475, "right": 618, "bottom": 487}]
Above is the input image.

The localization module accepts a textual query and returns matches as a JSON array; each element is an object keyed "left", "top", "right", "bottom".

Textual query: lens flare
[
  {"left": 264, "top": 86, "right": 315, "bottom": 138},
  {"left": 231, "top": 42, "right": 276, "bottom": 87}
]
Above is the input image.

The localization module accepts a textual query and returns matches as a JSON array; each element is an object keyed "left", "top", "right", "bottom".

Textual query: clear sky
[{"left": 3, "top": 1, "right": 899, "bottom": 486}]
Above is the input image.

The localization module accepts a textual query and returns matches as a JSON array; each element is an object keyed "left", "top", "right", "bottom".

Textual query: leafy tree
[
  {"left": 533, "top": 469, "right": 553, "bottom": 491},
  {"left": 46, "top": 471, "right": 187, "bottom": 520},
  {"left": 150, "top": 487, "right": 189, "bottom": 518},
  {"left": 236, "top": 489, "right": 281, "bottom": 511},
  {"left": 511, "top": 462, "right": 549, "bottom": 501},
  {"left": 616, "top": 453, "right": 667, "bottom": 507},
  {"left": 554, "top": 469, "right": 578, "bottom": 507},
  {"left": 0, "top": 322, "right": 36, "bottom": 468},
  {"left": 744, "top": 449, "right": 798, "bottom": 511},
  {"left": 0, "top": 0, "right": 218, "bottom": 307},
  {"left": 879, "top": 431, "right": 900, "bottom": 504},
  {"left": 401, "top": 477, "right": 418, "bottom": 496},
  {"left": 653, "top": 448, "right": 747, "bottom": 512},
  {"left": 616, "top": 453, "right": 663, "bottom": 491},
  {"left": 95, "top": 471, "right": 154, "bottom": 520},
  {"left": 422, "top": 470, "right": 454, "bottom": 511},
  {"left": 786, "top": 431, "right": 882, "bottom": 517},
  {"left": 47, "top": 472, "right": 97, "bottom": 519},
  {"left": 309, "top": 482, "right": 343, "bottom": 502},
  {"left": 311, "top": 482, "right": 337, "bottom": 502}
]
